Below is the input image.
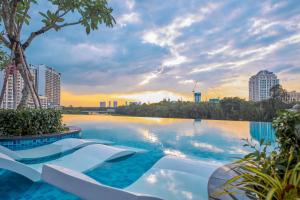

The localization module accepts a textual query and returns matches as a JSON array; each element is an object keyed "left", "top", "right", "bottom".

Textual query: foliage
[
  {"left": 216, "top": 147, "right": 300, "bottom": 200},
  {"left": 0, "top": 47, "right": 9, "bottom": 70},
  {"left": 270, "top": 84, "right": 289, "bottom": 103},
  {"left": 115, "top": 98, "right": 294, "bottom": 122},
  {"left": 273, "top": 111, "right": 300, "bottom": 154},
  {"left": 0, "top": 109, "right": 64, "bottom": 136},
  {"left": 0, "top": 0, "right": 115, "bottom": 48},
  {"left": 213, "top": 110, "right": 300, "bottom": 199}
]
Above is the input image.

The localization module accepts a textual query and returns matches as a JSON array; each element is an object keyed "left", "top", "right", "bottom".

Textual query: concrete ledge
[{"left": 208, "top": 163, "right": 250, "bottom": 200}]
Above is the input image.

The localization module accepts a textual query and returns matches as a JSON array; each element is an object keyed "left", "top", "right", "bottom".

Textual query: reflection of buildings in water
[
  {"left": 193, "top": 118, "right": 202, "bottom": 134},
  {"left": 250, "top": 122, "right": 276, "bottom": 143},
  {"left": 193, "top": 118, "right": 202, "bottom": 127},
  {"left": 194, "top": 118, "right": 202, "bottom": 123}
]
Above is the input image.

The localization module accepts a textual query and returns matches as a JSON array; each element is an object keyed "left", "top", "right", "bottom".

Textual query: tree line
[{"left": 115, "top": 97, "right": 296, "bottom": 122}]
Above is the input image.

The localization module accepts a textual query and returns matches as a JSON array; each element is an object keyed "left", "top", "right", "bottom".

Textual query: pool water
[{"left": 0, "top": 115, "right": 276, "bottom": 200}]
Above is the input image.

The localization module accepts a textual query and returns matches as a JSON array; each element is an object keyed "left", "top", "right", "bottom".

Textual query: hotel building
[
  {"left": 249, "top": 70, "right": 279, "bottom": 102},
  {"left": 36, "top": 65, "right": 61, "bottom": 108},
  {"left": 287, "top": 91, "right": 300, "bottom": 102}
]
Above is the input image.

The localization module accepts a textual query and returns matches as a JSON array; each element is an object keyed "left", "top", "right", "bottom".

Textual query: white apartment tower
[
  {"left": 36, "top": 65, "right": 61, "bottom": 108},
  {"left": 249, "top": 70, "right": 279, "bottom": 102},
  {"left": 0, "top": 66, "right": 37, "bottom": 109}
]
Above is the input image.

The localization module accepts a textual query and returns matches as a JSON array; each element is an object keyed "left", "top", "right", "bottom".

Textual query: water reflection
[
  {"left": 62, "top": 115, "right": 276, "bottom": 163},
  {"left": 250, "top": 122, "right": 276, "bottom": 143}
]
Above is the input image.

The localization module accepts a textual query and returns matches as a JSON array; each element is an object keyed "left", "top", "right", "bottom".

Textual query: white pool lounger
[
  {"left": 42, "top": 156, "right": 220, "bottom": 200},
  {"left": 0, "top": 144, "right": 138, "bottom": 182},
  {"left": 0, "top": 138, "right": 114, "bottom": 161}
]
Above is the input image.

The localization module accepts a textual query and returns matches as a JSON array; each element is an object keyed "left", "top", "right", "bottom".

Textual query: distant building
[
  {"left": 0, "top": 71, "right": 3, "bottom": 92},
  {"left": 36, "top": 64, "right": 61, "bottom": 108},
  {"left": 129, "top": 102, "right": 141, "bottom": 105},
  {"left": 108, "top": 101, "right": 111, "bottom": 107},
  {"left": 1, "top": 65, "right": 37, "bottom": 109},
  {"left": 194, "top": 92, "right": 201, "bottom": 103},
  {"left": 100, "top": 101, "right": 106, "bottom": 108},
  {"left": 209, "top": 98, "right": 220, "bottom": 103},
  {"left": 249, "top": 70, "right": 279, "bottom": 102},
  {"left": 287, "top": 91, "right": 300, "bottom": 102},
  {"left": 39, "top": 96, "right": 48, "bottom": 109},
  {"left": 113, "top": 101, "right": 118, "bottom": 108}
]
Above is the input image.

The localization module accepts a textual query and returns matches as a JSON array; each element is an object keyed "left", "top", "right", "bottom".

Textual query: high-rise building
[
  {"left": 99, "top": 101, "right": 106, "bottom": 108},
  {"left": 0, "top": 64, "right": 60, "bottom": 109},
  {"left": 249, "top": 70, "right": 279, "bottom": 102},
  {"left": 0, "top": 71, "right": 3, "bottom": 92},
  {"left": 209, "top": 98, "right": 220, "bottom": 103},
  {"left": 287, "top": 91, "right": 300, "bottom": 102},
  {"left": 113, "top": 101, "right": 118, "bottom": 108},
  {"left": 1, "top": 66, "right": 37, "bottom": 109},
  {"left": 36, "top": 64, "right": 61, "bottom": 108},
  {"left": 194, "top": 92, "right": 201, "bottom": 103}
]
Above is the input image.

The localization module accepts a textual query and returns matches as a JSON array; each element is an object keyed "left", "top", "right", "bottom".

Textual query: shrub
[{"left": 0, "top": 109, "right": 64, "bottom": 136}]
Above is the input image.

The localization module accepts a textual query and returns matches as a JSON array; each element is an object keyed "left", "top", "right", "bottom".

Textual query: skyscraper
[
  {"left": 99, "top": 101, "right": 106, "bottom": 108},
  {"left": 36, "top": 65, "right": 61, "bottom": 108},
  {"left": 113, "top": 101, "right": 118, "bottom": 108},
  {"left": 194, "top": 92, "right": 201, "bottom": 103},
  {"left": 249, "top": 70, "right": 279, "bottom": 102},
  {"left": 1, "top": 66, "right": 37, "bottom": 109}
]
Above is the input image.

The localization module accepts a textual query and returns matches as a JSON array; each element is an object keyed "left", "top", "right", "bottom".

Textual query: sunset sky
[{"left": 23, "top": 0, "right": 300, "bottom": 106}]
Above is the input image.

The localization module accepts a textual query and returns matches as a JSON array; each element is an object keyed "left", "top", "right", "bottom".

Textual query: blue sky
[{"left": 22, "top": 0, "right": 300, "bottom": 105}]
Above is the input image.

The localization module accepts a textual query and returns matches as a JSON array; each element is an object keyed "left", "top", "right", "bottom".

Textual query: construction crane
[{"left": 192, "top": 81, "right": 198, "bottom": 94}]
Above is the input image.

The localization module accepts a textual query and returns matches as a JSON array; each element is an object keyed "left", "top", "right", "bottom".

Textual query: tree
[
  {"left": 270, "top": 84, "right": 289, "bottom": 102},
  {"left": 0, "top": 0, "right": 115, "bottom": 109}
]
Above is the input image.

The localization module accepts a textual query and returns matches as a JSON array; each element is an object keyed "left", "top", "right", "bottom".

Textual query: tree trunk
[{"left": 15, "top": 45, "right": 41, "bottom": 109}]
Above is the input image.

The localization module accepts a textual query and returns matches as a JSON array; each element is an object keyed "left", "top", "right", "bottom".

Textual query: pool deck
[{"left": 208, "top": 163, "right": 250, "bottom": 200}]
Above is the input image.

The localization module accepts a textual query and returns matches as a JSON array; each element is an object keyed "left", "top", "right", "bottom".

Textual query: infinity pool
[{"left": 0, "top": 115, "right": 275, "bottom": 200}]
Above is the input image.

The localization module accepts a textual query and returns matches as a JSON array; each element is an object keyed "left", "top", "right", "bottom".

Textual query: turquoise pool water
[{"left": 0, "top": 115, "right": 276, "bottom": 200}]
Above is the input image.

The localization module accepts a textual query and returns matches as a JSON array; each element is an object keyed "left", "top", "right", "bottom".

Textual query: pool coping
[
  {"left": 0, "top": 126, "right": 81, "bottom": 141},
  {"left": 208, "top": 163, "right": 250, "bottom": 200}
]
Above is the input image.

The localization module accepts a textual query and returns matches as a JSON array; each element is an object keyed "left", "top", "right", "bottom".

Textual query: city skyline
[
  {"left": 21, "top": 1, "right": 300, "bottom": 106},
  {"left": 0, "top": 64, "right": 61, "bottom": 109}
]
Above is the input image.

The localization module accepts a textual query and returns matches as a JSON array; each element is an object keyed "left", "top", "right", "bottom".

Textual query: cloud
[
  {"left": 119, "top": 90, "right": 188, "bottom": 102},
  {"left": 70, "top": 43, "right": 116, "bottom": 62},
  {"left": 25, "top": 0, "right": 300, "bottom": 105},
  {"left": 139, "top": 2, "right": 221, "bottom": 85},
  {"left": 125, "top": 0, "right": 135, "bottom": 10},
  {"left": 118, "top": 12, "right": 140, "bottom": 27},
  {"left": 191, "top": 141, "right": 224, "bottom": 153},
  {"left": 178, "top": 79, "right": 194, "bottom": 85}
]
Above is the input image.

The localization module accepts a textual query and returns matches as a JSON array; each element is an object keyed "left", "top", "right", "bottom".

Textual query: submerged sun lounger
[
  {"left": 42, "top": 156, "right": 220, "bottom": 200},
  {"left": 0, "top": 144, "right": 139, "bottom": 182},
  {"left": 0, "top": 138, "right": 114, "bottom": 161}
]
